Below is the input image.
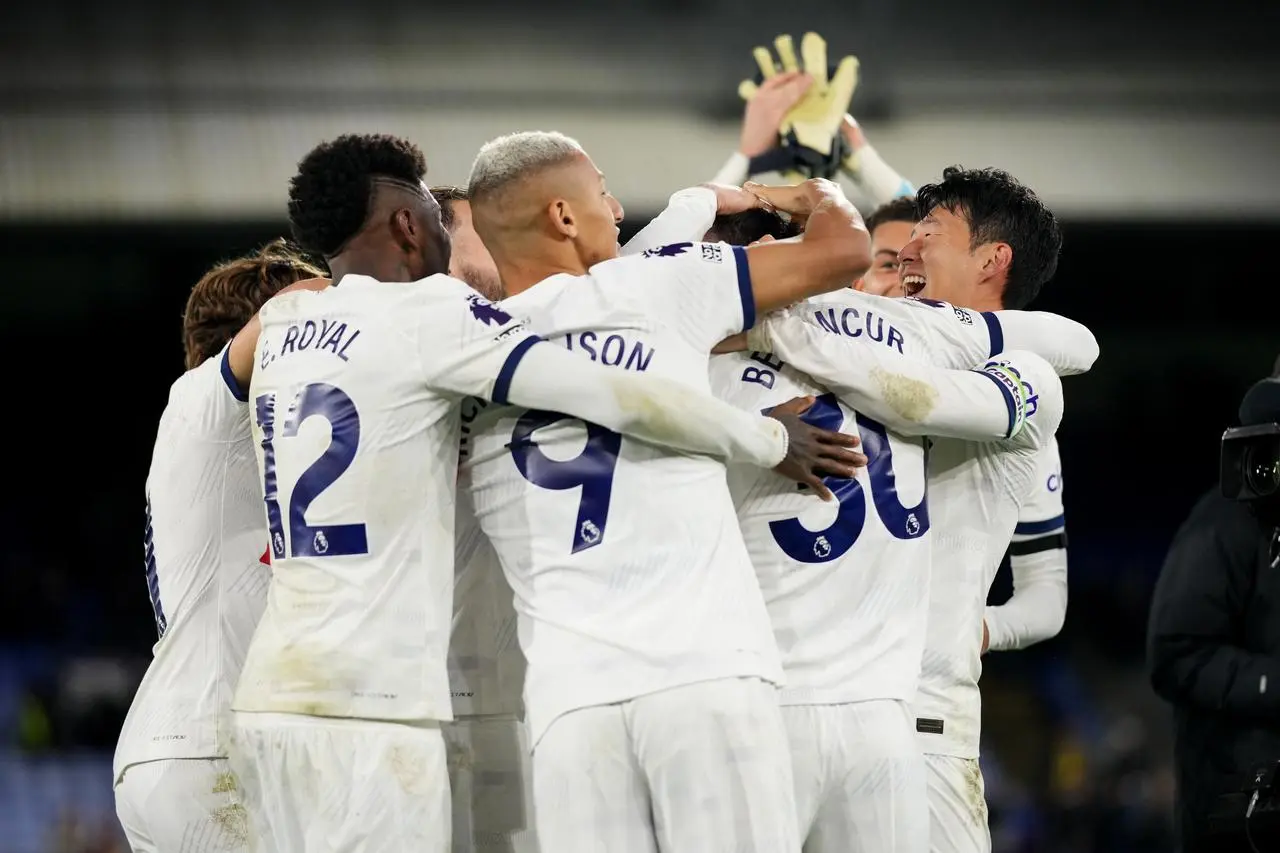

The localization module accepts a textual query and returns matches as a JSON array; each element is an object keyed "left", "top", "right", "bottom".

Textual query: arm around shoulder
[{"left": 741, "top": 179, "right": 872, "bottom": 315}]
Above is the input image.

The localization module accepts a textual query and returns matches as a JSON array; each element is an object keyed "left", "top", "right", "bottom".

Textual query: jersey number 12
[{"left": 255, "top": 383, "right": 369, "bottom": 560}]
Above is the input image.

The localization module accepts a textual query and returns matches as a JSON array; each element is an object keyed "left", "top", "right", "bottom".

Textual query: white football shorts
[
  {"left": 114, "top": 757, "right": 253, "bottom": 853},
  {"left": 924, "top": 753, "right": 991, "bottom": 853},
  {"left": 783, "top": 699, "right": 927, "bottom": 853},
  {"left": 531, "top": 676, "right": 798, "bottom": 853},
  {"left": 229, "top": 711, "right": 450, "bottom": 853}
]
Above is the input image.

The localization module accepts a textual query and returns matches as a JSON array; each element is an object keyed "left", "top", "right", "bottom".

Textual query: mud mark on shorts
[
  {"left": 388, "top": 742, "right": 431, "bottom": 796},
  {"left": 962, "top": 758, "right": 988, "bottom": 826},
  {"left": 212, "top": 771, "right": 237, "bottom": 794},
  {"left": 211, "top": 803, "right": 251, "bottom": 848}
]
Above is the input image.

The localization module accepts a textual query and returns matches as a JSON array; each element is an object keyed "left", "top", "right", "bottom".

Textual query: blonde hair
[{"left": 467, "top": 131, "right": 584, "bottom": 203}]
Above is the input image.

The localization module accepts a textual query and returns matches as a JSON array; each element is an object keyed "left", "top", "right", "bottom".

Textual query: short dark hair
[
  {"left": 703, "top": 209, "right": 802, "bottom": 247},
  {"left": 182, "top": 239, "right": 325, "bottom": 370},
  {"left": 288, "top": 134, "right": 428, "bottom": 258},
  {"left": 431, "top": 185, "right": 468, "bottom": 232},
  {"left": 915, "top": 166, "right": 1062, "bottom": 309},
  {"left": 865, "top": 196, "right": 918, "bottom": 235}
]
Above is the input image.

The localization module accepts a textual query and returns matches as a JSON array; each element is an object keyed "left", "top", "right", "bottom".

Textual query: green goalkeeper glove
[{"left": 737, "top": 33, "right": 860, "bottom": 181}]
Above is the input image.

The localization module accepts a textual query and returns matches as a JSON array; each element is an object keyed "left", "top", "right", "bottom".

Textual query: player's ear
[
  {"left": 390, "top": 207, "right": 418, "bottom": 254},
  {"left": 980, "top": 242, "right": 1013, "bottom": 282},
  {"left": 548, "top": 199, "right": 578, "bottom": 239}
]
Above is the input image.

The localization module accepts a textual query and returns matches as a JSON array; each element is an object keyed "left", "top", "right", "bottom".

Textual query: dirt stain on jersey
[{"left": 871, "top": 367, "right": 938, "bottom": 423}]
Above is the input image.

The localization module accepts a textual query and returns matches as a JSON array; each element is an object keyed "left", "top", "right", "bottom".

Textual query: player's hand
[
  {"left": 697, "top": 182, "right": 772, "bottom": 215},
  {"left": 981, "top": 620, "right": 990, "bottom": 654},
  {"left": 766, "top": 395, "right": 866, "bottom": 501},
  {"left": 838, "top": 115, "right": 879, "bottom": 181},
  {"left": 746, "top": 33, "right": 859, "bottom": 158},
  {"left": 743, "top": 178, "right": 843, "bottom": 216},
  {"left": 736, "top": 70, "right": 813, "bottom": 158}
]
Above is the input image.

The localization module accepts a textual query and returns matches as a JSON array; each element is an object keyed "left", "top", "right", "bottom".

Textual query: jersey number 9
[{"left": 509, "top": 410, "right": 622, "bottom": 554}]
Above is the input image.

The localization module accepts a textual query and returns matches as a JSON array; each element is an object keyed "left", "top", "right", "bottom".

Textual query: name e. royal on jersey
[{"left": 259, "top": 319, "right": 362, "bottom": 368}]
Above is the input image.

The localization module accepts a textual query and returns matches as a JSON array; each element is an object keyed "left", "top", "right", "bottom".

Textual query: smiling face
[
  {"left": 855, "top": 219, "right": 914, "bottom": 295},
  {"left": 898, "top": 205, "right": 1007, "bottom": 310}
]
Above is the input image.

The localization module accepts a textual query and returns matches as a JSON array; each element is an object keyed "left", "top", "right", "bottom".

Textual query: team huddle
[{"left": 111, "top": 102, "right": 1097, "bottom": 853}]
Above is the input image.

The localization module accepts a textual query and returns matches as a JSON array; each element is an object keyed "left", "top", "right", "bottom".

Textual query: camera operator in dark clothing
[{"left": 1148, "top": 373, "right": 1280, "bottom": 852}]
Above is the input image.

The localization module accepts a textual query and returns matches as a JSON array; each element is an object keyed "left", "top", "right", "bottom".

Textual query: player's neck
[
  {"left": 956, "top": 295, "right": 1002, "bottom": 313},
  {"left": 328, "top": 245, "right": 419, "bottom": 285},
  {"left": 497, "top": 253, "right": 587, "bottom": 298}
]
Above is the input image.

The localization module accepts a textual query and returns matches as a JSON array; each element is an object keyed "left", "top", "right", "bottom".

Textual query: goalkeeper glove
[{"left": 737, "top": 33, "right": 859, "bottom": 181}]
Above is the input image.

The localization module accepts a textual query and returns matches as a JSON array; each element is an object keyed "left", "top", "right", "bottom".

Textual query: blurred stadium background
[{"left": 3, "top": 0, "right": 1279, "bottom": 850}]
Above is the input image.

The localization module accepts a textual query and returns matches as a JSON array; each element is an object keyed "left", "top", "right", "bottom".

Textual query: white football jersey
[
  {"left": 912, "top": 373, "right": 1064, "bottom": 757},
  {"left": 114, "top": 345, "right": 270, "bottom": 782},
  {"left": 447, "top": 447, "right": 524, "bottom": 719},
  {"left": 737, "top": 292, "right": 1066, "bottom": 735},
  {"left": 462, "top": 242, "right": 783, "bottom": 747},
  {"left": 232, "top": 274, "right": 540, "bottom": 724},
  {"left": 711, "top": 290, "right": 1023, "bottom": 708},
  {"left": 710, "top": 349, "right": 930, "bottom": 706},
  {"left": 915, "top": 436, "right": 1065, "bottom": 758},
  {"left": 443, "top": 223, "right": 701, "bottom": 722}
]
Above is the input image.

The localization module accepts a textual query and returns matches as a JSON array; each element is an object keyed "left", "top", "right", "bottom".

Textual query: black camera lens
[{"left": 1244, "top": 444, "right": 1280, "bottom": 497}]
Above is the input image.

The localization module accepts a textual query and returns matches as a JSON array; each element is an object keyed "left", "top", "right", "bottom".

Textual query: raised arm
[
  {"left": 750, "top": 308, "right": 1056, "bottom": 442},
  {"left": 738, "top": 179, "right": 872, "bottom": 313},
  {"left": 620, "top": 187, "right": 718, "bottom": 255}
]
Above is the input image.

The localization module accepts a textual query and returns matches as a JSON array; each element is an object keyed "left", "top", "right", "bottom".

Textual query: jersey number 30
[
  {"left": 509, "top": 410, "right": 621, "bottom": 554},
  {"left": 768, "top": 393, "right": 929, "bottom": 563},
  {"left": 255, "top": 383, "right": 369, "bottom": 560}
]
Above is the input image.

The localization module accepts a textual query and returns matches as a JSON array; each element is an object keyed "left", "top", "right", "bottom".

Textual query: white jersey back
[
  {"left": 443, "top": 229, "right": 675, "bottom": 722},
  {"left": 447, "top": 453, "right": 524, "bottom": 719},
  {"left": 232, "top": 274, "right": 538, "bottom": 723},
  {"left": 915, "top": 434, "right": 1063, "bottom": 758},
  {"left": 742, "top": 292, "right": 1069, "bottom": 755},
  {"left": 462, "top": 242, "right": 782, "bottom": 746},
  {"left": 114, "top": 346, "right": 270, "bottom": 782},
  {"left": 710, "top": 349, "right": 929, "bottom": 706},
  {"left": 710, "top": 290, "right": 1007, "bottom": 707}
]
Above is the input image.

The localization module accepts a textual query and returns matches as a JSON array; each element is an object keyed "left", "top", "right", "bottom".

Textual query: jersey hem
[{"left": 527, "top": 662, "right": 782, "bottom": 749}]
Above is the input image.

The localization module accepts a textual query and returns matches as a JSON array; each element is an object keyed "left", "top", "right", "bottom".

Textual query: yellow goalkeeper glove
[{"left": 737, "top": 33, "right": 860, "bottom": 180}]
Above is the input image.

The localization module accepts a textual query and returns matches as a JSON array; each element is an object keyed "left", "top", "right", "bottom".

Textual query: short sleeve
[
  {"left": 413, "top": 277, "right": 542, "bottom": 403},
  {"left": 620, "top": 241, "right": 755, "bottom": 351},
  {"left": 171, "top": 343, "right": 252, "bottom": 437}
]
